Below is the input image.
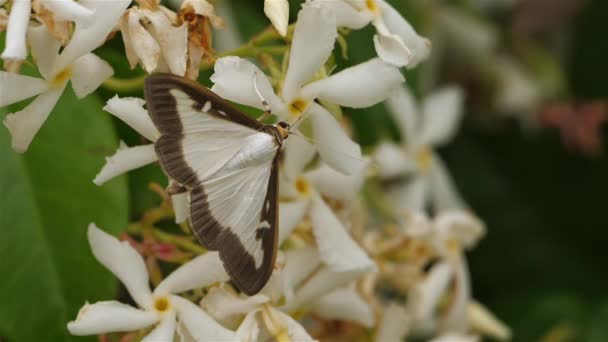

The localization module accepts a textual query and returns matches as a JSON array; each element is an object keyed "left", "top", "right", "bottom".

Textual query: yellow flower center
[
  {"left": 153, "top": 297, "right": 171, "bottom": 313},
  {"left": 50, "top": 67, "right": 72, "bottom": 88},
  {"left": 288, "top": 98, "right": 308, "bottom": 120},
  {"left": 295, "top": 177, "right": 311, "bottom": 197},
  {"left": 416, "top": 147, "right": 433, "bottom": 172},
  {"left": 366, "top": 0, "right": 380, "bottom": 14}
]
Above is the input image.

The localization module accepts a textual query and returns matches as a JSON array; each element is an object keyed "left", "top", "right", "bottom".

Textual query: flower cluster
[{"left": 0, "top": 0, "right": 512, "bottom": 341}]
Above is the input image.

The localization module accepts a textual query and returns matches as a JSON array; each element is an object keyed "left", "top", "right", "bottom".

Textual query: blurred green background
[{"left": 1, "top": 0, "right": 607, "bottom": 341}]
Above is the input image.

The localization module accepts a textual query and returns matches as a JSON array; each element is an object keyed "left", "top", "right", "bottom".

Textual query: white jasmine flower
[
  {"left": 376, "top": 303, "right": 410, "bottom": 341},
  {"left": 1, "top": 0, "right": 96, "bottom": 65},
  {"left": 201, "top": 246, "right": 373, "bottom": 339},
  {"left": 68, "top": 224, "right": 235, "bottom": 341},
  {"left": 405, "top": 211, "right": 486, "bottom": 335},
  {"left": 1, "top": 0, "right": 129, "bottom": 152},
  {"left": 430, "top": 333, "right": 481, "bottom": 342},
  {"left": 374, "top": 85, "right": 466, "bottom": 212},
  {"left": 211, "top": 3, "right": 404, "bottom": 174},
  {"left": 279, "top": 137, "right": 375, "bottom": 275},
  {"left": 313, "top": 0, "right": 431, "bottom": 68},
  {"left": 94, "top": 95, "right": 189, "bottom": 223},
  {"left": 121, "top": 5, "right": 188, "bottom": 76},
  {"left": 264, "top": 0, "right": 289, "bottom": 36},
  {"left": 468, "top": 300, "right": 511, "bottom": 340}
]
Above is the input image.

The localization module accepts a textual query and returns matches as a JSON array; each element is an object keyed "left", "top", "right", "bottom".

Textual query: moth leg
[
  {"left": 252, "top": 72, "right": 272, "bottom": 122},
  {"left": 167, "top": 180, "right": 187, "bottom": 195}
]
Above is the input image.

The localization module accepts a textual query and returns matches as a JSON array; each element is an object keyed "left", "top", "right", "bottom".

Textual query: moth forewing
[{"left": 144, "top": 73, "right": 287, "bottom": 295}]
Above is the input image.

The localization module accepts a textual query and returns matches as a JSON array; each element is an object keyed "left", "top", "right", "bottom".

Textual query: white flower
[
  {"left": 0, "top": 0, "right": 95, "bottom": 65},
  {"left": 279, "top": 137, "right": 375, "bottom": 275},
  {"left": 201, "top": 246, "right": 374, "bottom": 340},
  {"left": 405, "top": 211, "right": 486, "bottom": 335},
  {"left": 121, "top": 5, "right": 189, "bottom": 76},
  {"left": 68, "top": 224, "right": 235, "bottom": 341},
  {"left": 313, "top": 0, "right": 431, "bottom": 68},
  {"left": 211, "top": 2, "right": 404, "bottom": 174},
  {"left": 468, "top": 300, "right": 511, "bottom": 340},
  {"left": 264, "top": 0, "right": 289, "bottom": 36},
  {"left": 0, "top": 0, "right": 129, "bottom": 152},
  {"left": 430, "top": 333, "right": 481, "bottom": 342},
  {"left": 375, "top": 303, "right": 410, "bottom": 341},
  {"left": 94, "top": 95, "right": 189, "bottom": 223},
  {"left": 374, "top": 85, "right": 466, "bottom": 212}
]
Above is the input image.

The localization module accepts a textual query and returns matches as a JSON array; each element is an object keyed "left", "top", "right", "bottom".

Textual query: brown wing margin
[
  {"left": 143, "top": 73, "right": 265, "bottom": 187},
  {"left": 144, "top": 73, "right": 264, "bottom": 134},
  {"left": 189, "top": 156, "right": 280, "bottom": 295}
]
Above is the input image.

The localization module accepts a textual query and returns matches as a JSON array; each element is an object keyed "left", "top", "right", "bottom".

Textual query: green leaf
[{"left": 0, "top": 88, "right": 128, "bottom": 341}]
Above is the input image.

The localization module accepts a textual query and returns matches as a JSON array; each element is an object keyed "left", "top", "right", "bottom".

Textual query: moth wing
[
  {"left": 144, "top": 73, "right": 264, "bottom": 186},
  {"left": 190, "top": 156, "right": 279, "bottom": 295}
]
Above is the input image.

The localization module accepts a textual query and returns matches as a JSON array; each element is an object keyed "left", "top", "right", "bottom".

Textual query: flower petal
[
  {"left": 282, "top": 247, "right": 321, "bottom": 300},
  {"left": 285, "top": 267, "right": 366, "bottom": 312},
  {"left": 278, "top": 308, "right": 315, "bottom": 342},
  {"left": 442, "top": 257, "right": 470, "bottom": 332},
  {"left": 311, "top": 288, "right": 374, "bottom": 327},
  {"left": 385, "top": 85, "right": 419, "bottom": 144},
  {"left": 40, "top": 0, "right": 95, "bottom": 26},
  {"left": 201, "top": 286, "right": 269, "bottom": 323},
  {"left": 409, "top": 261, "right": 453, "bottom": 322},
  {"left": 374, "top": 141, "right": 415, "bottom": 179},
  {"left": 301, "top": 58, "right": 404, "bottom": 108},
  {"left": 282, "top": 133, "right": 316, "bottom": 181},
  {"left": 278, "top": 199, "right": 309, "bottom": 246},
  {"left": 419, "top": 86, "right": 464, "bottom": 146},
  {"left": 387, "top": 174, "right": 429, "bottom": 212},
  {"left": 236, "top": 310, "right": 262, "bottom": 342},
  {"left": 264, "top": 0, "right": 289, "bottom": 36},
  {"left": 377, "top": 0, "right": 431, "bottom": 67},
  {"left": 310, "top": 192, "right": 375, "bottom": 272},
  {"left": 315, "top": 0, "right": 372, "bottom": 29},
  {"left": 171, "top": 295, "right": 236, "bottom": 341},
  {"left": 431, "top": 333, "right": 480, "bottom": 342},
  {"left": 1, "top": 0, "right": 31, "bottom": 61},
  {"left": 121, "top": 9, "right": 161, "bottom": 72},
  {"left": 429, "top": 155, "right": 465, "bottom": 211},
  {"left": 308, "top": 103, "right": 364, "bottom": 175},
  {"left": 281, "top": 3, "right": 336, "bottom": 103},
  {"left": 142, "top": 9, "right": 188, "bottom": 76},
  {"left": 372, "top": 30, "right": 412, "bottom": 67},
  {"left": 468, "top": 300, "right": 511, "bottom": 341},
  {"left": 376, "top": 303, "right": 410, "bottom": 342},
  {"left": 67, "top": 301, "right": 158, "bottom": 335},
  {"left": 3, "top": 86, "right": 64, "bottom": 153},
  {"left": 54, "top": 0, "right": 130, "bottom": 72},
  {"left": 87, "top": 223, "right": 153, "bottom": 309},
  {"left": 305, "top": 162, "right": 366, "bottom": 202},
  {"left": 172, "top": 193, "right": 189, "bottom": 223},
  {"left": 28, "top": 24, "right": 60, "bottom": 80},
  {"left": 70, "top": 53, "right": 114, "bottom": 98},
  {"left": 141, "top": 311, "right": 177, "bottom": 342},
  {"left": 104, "top": 96, "right": 159, "bottom": 142},
  {"left": 155, "top": 251, "right": 229, "bottom": 295},
  {"left": 435, "top": 210, "right": 485, "bottom": 250},
  {"left": 0, "top": 71, "right": 49, "bottom": 107},
  {"left": 211, "top": 57, "right": 286, "bottom": 115},
  {"left": 93, "top": 143, "right": 158, "bottom": 186}
]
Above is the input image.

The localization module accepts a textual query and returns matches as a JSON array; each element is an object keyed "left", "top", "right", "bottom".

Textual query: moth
[{"left": 144, "top": 73, "right": 291, "bottom": 295}]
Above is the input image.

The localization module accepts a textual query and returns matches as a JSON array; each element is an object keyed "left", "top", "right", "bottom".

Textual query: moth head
[{"left": 276, "top": 121, "right": 290, "bottom": 140}]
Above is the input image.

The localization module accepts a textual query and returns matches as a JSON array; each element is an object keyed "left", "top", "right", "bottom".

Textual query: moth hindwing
[{"left": 144, "top": 73, "right": 284, "bottom": 295}]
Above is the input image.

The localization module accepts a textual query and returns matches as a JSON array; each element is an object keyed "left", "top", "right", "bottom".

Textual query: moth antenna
[
  {"left": 252, "top": 72, "right": 273, "bottom": 122},
  {"left": 289, "top": 132, "right": 378, "bottom": 171}
]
